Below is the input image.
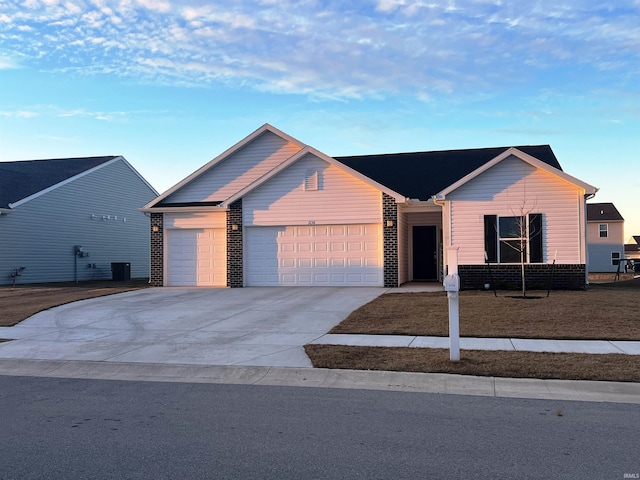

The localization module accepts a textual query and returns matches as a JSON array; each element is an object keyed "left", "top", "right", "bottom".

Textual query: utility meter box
[{"left": 444, "top": 273, "right": 460, "bottom": 292}]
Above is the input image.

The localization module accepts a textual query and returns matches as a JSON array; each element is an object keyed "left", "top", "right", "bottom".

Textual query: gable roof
[
  {"left": 142, "top": 123, "right": 597, "bottom": 212},
  {"left": 221, "top": 146, "right": 405, "bottom": 207},
  {"left": 0, "top": 156, "right": 118, "bottom": 209},
  {"left": 145, "top": 124, "right": 306, "bottom": 210},
  {"left": 587, "top": 203, "right": 624, "bottom": 222},
  {"left": 436, "top": 147, "right": 597, "bottom": 200},
  {"left": 335, "top": 145, "right": 563, "bottom": 201}
]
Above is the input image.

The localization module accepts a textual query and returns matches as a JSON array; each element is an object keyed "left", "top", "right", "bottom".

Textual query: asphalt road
[{"left": 1, "top": 376, "right": 638, "bottom": 480}]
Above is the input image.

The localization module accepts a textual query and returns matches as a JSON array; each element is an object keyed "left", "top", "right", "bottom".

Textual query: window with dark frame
[
  {"left": 499, "top": 216, "right": 525, "bottom": 263},
  {"left": 611, "top": 252, "right": 620, "bottom": 266},
  {"left": 599, "top": 224, "right": 608, "bottom": 238},
  {"left": 484, "top": 214, "right": 543, "bottom": 264}
]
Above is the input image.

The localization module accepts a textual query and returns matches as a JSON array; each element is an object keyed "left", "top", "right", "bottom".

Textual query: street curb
[{"left": 1, "top": 358, "right": 639, "bottom": 404}]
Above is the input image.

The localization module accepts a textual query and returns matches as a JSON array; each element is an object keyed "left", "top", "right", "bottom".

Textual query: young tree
[{"left": 500, "top": 199, "right": 541, "bottom": 297}]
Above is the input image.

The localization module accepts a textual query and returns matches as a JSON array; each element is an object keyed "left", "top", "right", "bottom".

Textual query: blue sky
[{"left": 1, "top": 0, "right": 639, "bottom": 240}]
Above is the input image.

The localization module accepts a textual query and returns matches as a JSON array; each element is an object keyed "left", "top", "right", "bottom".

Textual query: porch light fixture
[
  {"left": 386, "top": 220, "right": 394, "bottom": 227},
  {"left": 232, "top": 224, "right": 239, "bottom": 231},
  {"left": 152, "top": 226, "right": 159, "bottom": 233}
]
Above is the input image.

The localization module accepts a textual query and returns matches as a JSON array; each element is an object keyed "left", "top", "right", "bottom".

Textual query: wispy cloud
[
  {"left": 0, "top": 109, "right": 39, "bottom": 118},
  {"left": 0, "top": 0, "right": 639, "bottom": 99},
  {"left": 0, "top": 104, "right": 158, "bottom": 121},
  {"left": 35, "top": 134, "right": 80, "bottom": 143}
]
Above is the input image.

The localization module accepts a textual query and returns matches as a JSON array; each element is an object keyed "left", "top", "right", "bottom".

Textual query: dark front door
[{"left": 412, "top": 226, "right": 437, "bottom": 281}]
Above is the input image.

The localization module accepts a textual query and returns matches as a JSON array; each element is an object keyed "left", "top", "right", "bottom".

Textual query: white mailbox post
[{"left": 444, "top": 247, "right": 460, "bottom": 361}]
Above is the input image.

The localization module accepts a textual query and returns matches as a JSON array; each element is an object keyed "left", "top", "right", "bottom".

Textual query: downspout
[
  {"left": 432, "top": 195, "right": 448, "bottom": 280},
  {"left": 143, "top": 212, "right": 152, "bottom": 284},
  {"left": 584, "top": 192, "right": 597, "bottom": 286}
]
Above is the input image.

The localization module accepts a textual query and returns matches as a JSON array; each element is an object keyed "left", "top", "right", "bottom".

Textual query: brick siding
[
  {"left": 458, "top": 263, "right": 586, "bottom": 290},
  {"left": 382, "top": 193, "right": 398, "bottom": 288},
  {"left": 150, "top": 213, "right": 163, "bottom": 286},
  {"left": 227, "top": 200, "right": 243, "bottom": 287}
]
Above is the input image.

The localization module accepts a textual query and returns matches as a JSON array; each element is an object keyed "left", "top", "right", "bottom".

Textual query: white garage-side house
[
  {"left": 1, "top": 156, "right": 158, "bottom": 285},
  {"left": 142, "top": 124, "right": 598, "bottom": 289}
]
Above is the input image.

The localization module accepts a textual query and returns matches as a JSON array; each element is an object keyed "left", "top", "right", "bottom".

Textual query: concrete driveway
[{"left": 0, "top": 287, "right": 384, "bottom": 368}]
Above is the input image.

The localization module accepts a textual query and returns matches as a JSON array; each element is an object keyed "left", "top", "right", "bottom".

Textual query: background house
[
  {"left": 142, "top": 124, "right": 597, "bottom": 290},
  {"left": 586, "top": 203, "right": 625, "bottom": 273},
  {"left": 625, "top": 236, "right": 640, "bottom": 275},
  {"left": 0, "top": 156, "right": 158, "bottom": 285},
  {"left": 624, "top": 236, "right": 640, "bottom": 261}
]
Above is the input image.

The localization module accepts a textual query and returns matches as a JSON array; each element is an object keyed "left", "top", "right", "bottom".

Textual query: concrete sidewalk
[{"left": 310, "top": 334, "right": 640, "bottom": 355}]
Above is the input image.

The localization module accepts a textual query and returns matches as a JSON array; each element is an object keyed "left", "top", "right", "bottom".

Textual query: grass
[
  {"left": 0, "top": 279, "right": 149, "bottom": 327},
  {"left": 305, "top": 345, "right": 640, "bottom": 382},
  {"left": 330, "top": 280, "right": 640, "bottom": 340},
  {"left": 305, "top": 279, "right": 640, "bottom": 382}
]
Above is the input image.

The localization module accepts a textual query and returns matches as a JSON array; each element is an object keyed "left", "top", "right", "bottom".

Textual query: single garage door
[
  {"left": 166, "top": 229, "right": 226, "bottom": 286},
  {"left": 246, "top": 224, "right": 383, "bottom": 286}
]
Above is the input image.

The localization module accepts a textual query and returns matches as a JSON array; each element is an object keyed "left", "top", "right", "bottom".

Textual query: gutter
[
  {"left": 0, "top": 207, "right": 12, "bottom": 215},
  {"left": 583, "top": 192, "right": 598, "bottom": 285},
  {"left": 431, "top": 195, "right": 449, "bottom": 280},
  {"left": 139, "top": 205, "right": 229, "bottom": 214},
  {"left": 432, "top": 195, "right": 448, "bottom": 238}
]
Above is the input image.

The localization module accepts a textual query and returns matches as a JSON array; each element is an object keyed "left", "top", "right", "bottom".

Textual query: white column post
[{"left": 444, "top": 247, "right": 460, "bottom": 361}]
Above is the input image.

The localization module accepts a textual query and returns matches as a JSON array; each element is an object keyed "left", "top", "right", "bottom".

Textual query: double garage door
[
  {"left": 166, "top": 224, "right": 383, "bottom": 287},
  {"left": 246, "top": 224, "right": 383, "bottom": 286}
]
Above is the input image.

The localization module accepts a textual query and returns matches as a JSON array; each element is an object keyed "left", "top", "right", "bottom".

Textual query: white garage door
[
  {"left": 246, "top": 224, "right": 383, "bottom": 286},
  {"left": 166, "top": 229, "right": 226, "bottom": 286}
]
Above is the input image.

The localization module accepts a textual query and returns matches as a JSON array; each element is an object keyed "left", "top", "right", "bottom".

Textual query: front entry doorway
[{"left": 412, "top": 225, "right": 438, "bottom": 281}]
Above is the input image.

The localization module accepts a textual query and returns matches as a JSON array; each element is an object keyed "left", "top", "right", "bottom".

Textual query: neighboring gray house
[
  {"left": 624, "top": 235, "right": 640, "bottom": 262},
  {"left": 586, "top": 203, "right": 625, "bottom": 273},
  {"left": 142, "top": 124, "right": 597, "bottom": 290},
  {"left": 0, "top": 156, "right": 158, "bottom": 285}
]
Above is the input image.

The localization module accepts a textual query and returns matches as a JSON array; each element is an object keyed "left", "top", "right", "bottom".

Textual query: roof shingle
[
  {"left": 335, "top": 145, "right": 561, "bottom": 200},
  {"left": 587, "top": 203, "right": 624, "bottom": 222},
  {"left": 0, "top": 157, "right": 117, "bottom": 209}
]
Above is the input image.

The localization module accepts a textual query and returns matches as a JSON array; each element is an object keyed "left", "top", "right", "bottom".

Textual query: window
[
  {"left": 599, "top": 224, "right": 608, "bottom": 238},
  {"left": 612, "top": 252, "right": 620, "bottom": 266},
  {"left": 499, "top": 216, "right": 525, "bottom": 263},
  {"left": 484, "top": 214, "right": 543, "bottom": 264}
]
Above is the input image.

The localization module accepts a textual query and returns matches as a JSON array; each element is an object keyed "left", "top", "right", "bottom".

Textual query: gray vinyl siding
[
  {"left": 0, "top": 158, "right": 157, "bottom": 285},
  {"left": 588, "top": 244, "right": 624, "bottom": 272},
  {"left": 163, "top": 131, "right": 302, "bottom": 204}
]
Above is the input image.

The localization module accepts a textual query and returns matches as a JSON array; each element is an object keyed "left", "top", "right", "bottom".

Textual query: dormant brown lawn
[
  {"left": 330, "top": 281, "right": 640, "bottom": 340},
  {"left": 0, "top": 279, "right": 149, "bottom": 327},
  {"left": 306, "top": 279, "right": 640, "bottom": 382}
]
